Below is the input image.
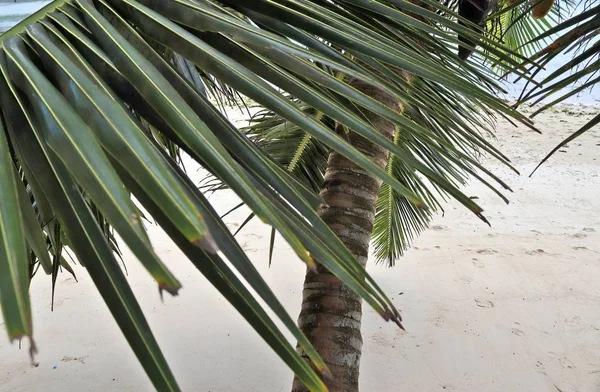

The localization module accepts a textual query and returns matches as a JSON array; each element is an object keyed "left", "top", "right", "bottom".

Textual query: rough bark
[{"left": 292, "top": 79, "right": 402, "bottom": 392}]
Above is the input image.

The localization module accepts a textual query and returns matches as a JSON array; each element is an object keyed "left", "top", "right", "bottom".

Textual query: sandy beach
[{"left": 0, "top": 104, "right": 598, "bottom": 392}]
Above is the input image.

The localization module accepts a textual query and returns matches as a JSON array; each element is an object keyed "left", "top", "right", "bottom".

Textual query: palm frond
[
  {"left": 0, "top": 0, "right": 537, "bottom": 390},
  {"left": 515, "top": 0, "right": 600, "bottom": 171},
  {"left": 372, "top": 128, "right": 435, "bottom": 266},
  {"left": 245, "top": 105, "right": 330, "bottom": 192},
  {"left": 487, "top": 0, "right": 567, "bottom": 64}
]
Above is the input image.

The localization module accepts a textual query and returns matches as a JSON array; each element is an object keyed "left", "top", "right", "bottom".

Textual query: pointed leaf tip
[
  {"left": 478, "top": 214, "right": 491, "bottom": 227},
  {"left": 395, "top": 319, "right": 406, "bottom": 331},
  {"left": 317, "top": 366, "right": 334, "bottom": 383},
  {"left": 192, "top": 233, "right": 219, "bottom": 253},
  {"left": 14, "top": 336, "right": 37, "bottom": 366},
  {"left": 377, "top": 307, "right": 404, "bottom": 330},
  {"left": 158, "top": 283, "right": 181, "bottom": 297},
  {"left": 28, "top": 337, "right": 37, "bottom": 366},
  {"left": 306, "top": 254, "right": 317, "bottom": 271}
]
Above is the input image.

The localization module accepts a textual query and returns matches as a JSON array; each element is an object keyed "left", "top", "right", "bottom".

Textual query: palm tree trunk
[{"left": 292, "top": 79, "right": 401, "bottom": 392}]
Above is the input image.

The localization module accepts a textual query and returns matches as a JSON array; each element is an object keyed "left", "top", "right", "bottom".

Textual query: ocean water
[{"left": 1, "top": 1, "right": 597, "bottom": 104}]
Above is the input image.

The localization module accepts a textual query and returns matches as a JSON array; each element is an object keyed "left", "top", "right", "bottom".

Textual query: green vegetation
[{"left": 0, "top": 0, "right": 596, "bottom": 391}]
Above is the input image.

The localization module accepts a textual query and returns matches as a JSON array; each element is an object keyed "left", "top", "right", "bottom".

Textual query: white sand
[{"left": 1, "top": 107, "right": 599, "bottom": 391}]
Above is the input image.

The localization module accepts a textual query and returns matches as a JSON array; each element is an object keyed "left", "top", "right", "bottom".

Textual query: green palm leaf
[
  {"left": 514, "top": 1, "right": 600, "bottom": 171},
  {"left": 0, "top": 91, "right": 33, "bottom": 353},
  {"left": 0, "top": 0, "right": 541, "bottom": 390}
]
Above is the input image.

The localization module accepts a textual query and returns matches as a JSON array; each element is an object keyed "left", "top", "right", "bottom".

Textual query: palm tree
[
  {"left": 510, "top": 1, "right": 600, "bottom": 169},
  {"left": 0, "top": 0, "right": 552, "bottom": 391},
  {"left": 478, "top": 0, "right": 597, "bottom": 168}
]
